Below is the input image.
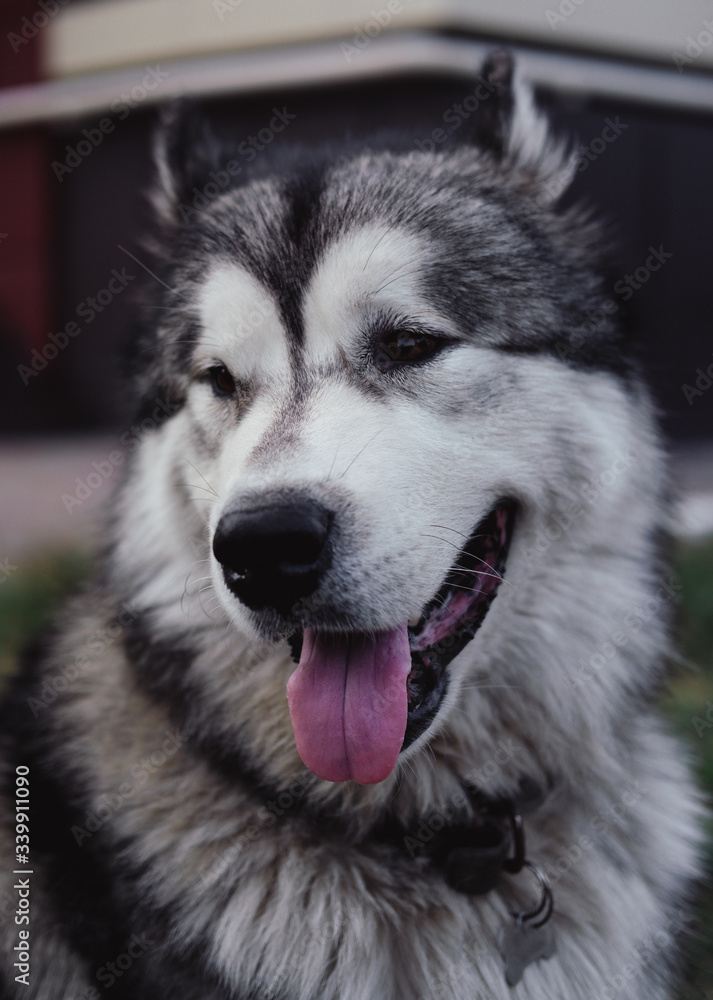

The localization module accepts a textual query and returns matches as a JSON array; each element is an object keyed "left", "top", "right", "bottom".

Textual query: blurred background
[{"left": 0, "top": 1, "right": 711, "bottom": 993}]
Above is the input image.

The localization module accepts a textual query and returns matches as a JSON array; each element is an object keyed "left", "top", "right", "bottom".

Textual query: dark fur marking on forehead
[
  {"left": 188, "top": 418, "right": 217, "bottom": 458},
  {"left": 245, "top": 364, "right": 387, "bottom": 468},
  {"left": 249, "top": 164, "right": 328, "bottom": 353},
  {"left": 154, "top": 137, "right": 638, "bottom": 388},
  {"left": 247, "top": 370, "right": 315, "bottom": 466}
]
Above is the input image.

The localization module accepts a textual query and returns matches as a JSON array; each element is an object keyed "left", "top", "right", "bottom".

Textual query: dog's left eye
[
  {"left": 208, "top": 365, "right": 237, "bottom": 397},
  {"left": 375, "top": 330, "right": 449, "bottom": 370}
]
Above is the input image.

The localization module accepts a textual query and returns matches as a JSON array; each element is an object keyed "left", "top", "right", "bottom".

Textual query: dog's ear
[
  {"left": 474, "top": 50, "right": 575, "bottom": 208},
  {"left": 152, "top": 99, "right": 224, "bottom": 226},
  {"left": 473, "top": 49, "right": 516, "bottom": 159}
]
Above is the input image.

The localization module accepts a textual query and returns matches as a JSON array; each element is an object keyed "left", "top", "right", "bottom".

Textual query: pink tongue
[{"left": 286, "top": 624, "right": 411, "bottom": 784}]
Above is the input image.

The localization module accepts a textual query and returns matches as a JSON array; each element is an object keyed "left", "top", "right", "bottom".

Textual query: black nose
[{"left": 212, "top": 498, "right": 332, "bottom": 614}]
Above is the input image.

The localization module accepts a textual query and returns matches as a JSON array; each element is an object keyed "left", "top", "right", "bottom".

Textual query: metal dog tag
[
  {"left": 501, "top": 918, "right": 556, "bottom": 986},
  {"left": 500, "top": 859, "right": 556, "bottom": 986}
]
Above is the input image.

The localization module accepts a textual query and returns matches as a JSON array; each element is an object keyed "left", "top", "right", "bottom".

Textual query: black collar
[{"left": 369, "top": 782, "right": 544, "bottom": 895}]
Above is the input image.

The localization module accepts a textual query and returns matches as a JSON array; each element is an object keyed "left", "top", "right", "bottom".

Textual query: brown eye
[
  {"left": 208, "top": 365, "right": 236, "bottom": 397},
  {"left": 376, "top": 330, "right": 448, "bottom": 370}
]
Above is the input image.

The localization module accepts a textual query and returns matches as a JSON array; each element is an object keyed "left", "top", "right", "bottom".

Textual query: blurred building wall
[{"left": 0, "top": 0, "right": 712, "bottom": 440}]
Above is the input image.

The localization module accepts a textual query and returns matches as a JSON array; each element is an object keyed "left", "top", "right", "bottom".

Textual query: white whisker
[
  {"left": 339, "top": 428, "right": 386, "bottom": 479},
  {"left": 184, "top": 460, "right": 220, "bottom": 498}
]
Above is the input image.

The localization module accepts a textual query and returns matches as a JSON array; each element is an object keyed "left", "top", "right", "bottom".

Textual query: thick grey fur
[{"left": 0, "top": 54, "right": 704, "bottom": 1000}]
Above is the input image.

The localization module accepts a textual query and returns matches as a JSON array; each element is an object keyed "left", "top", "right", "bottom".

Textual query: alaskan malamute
[{"left": 0, "top": 52, "right": 703, "bottom": 999}]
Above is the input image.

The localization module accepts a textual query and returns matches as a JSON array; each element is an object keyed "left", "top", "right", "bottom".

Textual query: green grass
[
  {"left": 665, "top": 538, "right": 713, "bottom": 998},
  {"left": 0, "top": 549, "right": 90, "bottom": 679},
  {"left": 0, "top": 541, "right": 712, "bottom": 992}
]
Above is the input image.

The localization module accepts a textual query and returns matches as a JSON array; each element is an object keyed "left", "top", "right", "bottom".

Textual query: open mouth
[
  {"left": 286, "top": 501, "right": 516, "bottom": 785},
  {"left": 403, "top": 501, "right": 516, "bottom": 748}
]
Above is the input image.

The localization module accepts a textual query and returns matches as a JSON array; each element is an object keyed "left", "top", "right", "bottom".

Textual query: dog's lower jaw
[{"left": 284, "top": 502, "right": 516, "bottom": 783}]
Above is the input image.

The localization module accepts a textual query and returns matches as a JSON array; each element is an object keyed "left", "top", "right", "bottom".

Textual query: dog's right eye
[
  {"left": 208, "top": 365, "right": 237, "bottom": 397},
  {"left": 375, "top": 330, "right": 451, "bottom": 371}
]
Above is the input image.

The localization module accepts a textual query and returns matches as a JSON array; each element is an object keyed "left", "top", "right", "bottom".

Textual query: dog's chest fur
[{"left": 14, "top": 589, "right": 696, "bottom": 1000}]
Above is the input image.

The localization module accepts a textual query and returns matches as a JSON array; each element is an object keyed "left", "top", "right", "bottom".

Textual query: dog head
[{"left": 116, "top": 53, "right": 661, "bottom": 795}]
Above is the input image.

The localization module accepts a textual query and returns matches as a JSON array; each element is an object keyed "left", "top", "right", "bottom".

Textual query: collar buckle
[{"left": 443, "top": 801, "right": 525, "bottom": 895}]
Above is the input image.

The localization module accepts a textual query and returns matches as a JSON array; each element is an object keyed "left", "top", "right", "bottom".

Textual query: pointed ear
[
  {"left": 473, "top": 49, "right": 515, "bottom": 159},
  {"left": 475, "top": 50, "right": 576, "bottom": 208},
  {"left": 151, "top": 99, "right": 223, "bottom": 226}
]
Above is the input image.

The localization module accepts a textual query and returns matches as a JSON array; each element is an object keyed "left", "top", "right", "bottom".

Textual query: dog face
[{"left": 117, "top": 55, "right": 654, "bottom": 788}]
